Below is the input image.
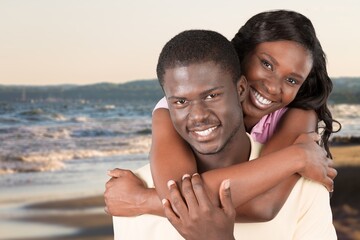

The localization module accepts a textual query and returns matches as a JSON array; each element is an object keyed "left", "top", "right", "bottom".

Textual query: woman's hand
[
  {"left": 294, "top": 132, "right": 337, "bottom": 192},
  {"left": 104, "top": 168, "right": 162, "bottom": 216},
  {"left": 163, "top": 174, "right": 236, "bottom": 240}
]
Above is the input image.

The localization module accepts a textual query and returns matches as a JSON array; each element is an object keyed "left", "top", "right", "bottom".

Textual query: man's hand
[
  {"left": 294, "top": 132, "right": 337, "bottom": 192},
  {"left": 163, "top": 173, "right": 236, "bottom": 240},
  {"left": 104, "top": 168, "right": 149, "bottom": 216}
]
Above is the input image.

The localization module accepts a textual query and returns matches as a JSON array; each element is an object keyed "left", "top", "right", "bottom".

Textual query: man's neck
[{"left": 195, "top": 132, "right": 251, "bottom": 173}]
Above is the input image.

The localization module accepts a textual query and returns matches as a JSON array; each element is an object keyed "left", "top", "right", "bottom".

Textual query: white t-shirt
[{"left": 113, "top": 135, "right": 336, "bottom": 240}]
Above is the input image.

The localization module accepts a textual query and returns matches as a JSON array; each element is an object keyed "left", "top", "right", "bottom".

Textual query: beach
[
  {"left": 0, "top": 101, "right": 359, "bottom": 239},
  {"left": 0, "top": 153, "right": 148, "bottom": 240},
  {"left": 1, "top": 144, "right": 358, "bottom": 240}
]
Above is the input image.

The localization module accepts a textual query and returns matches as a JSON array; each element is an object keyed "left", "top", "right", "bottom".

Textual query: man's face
[{"left": 162, "top": 61, "right": 245, "bottom": 155}]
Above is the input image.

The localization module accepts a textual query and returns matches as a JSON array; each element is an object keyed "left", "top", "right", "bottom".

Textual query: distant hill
[
  {"left": 330, "top": 77, "right": 360, "bottom": 104},
  {"left": 0, "top": 77, "right": 359, "bottom": 104},
  {"left": 0, "top": 79, "right": 163, "bottom": 103}
]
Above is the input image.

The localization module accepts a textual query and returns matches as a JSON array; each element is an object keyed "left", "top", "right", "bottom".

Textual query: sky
[{"left": 1, "top": 0, "right": 359, "bottom": 86}]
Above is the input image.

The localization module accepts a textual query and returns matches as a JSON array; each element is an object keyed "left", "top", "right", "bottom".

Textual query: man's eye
[
  {"left": 175, "top": 99, "right": 187, "bottom": 105},
  {"left": 205, "top": 94, "right": 218, "bottom": 99}
]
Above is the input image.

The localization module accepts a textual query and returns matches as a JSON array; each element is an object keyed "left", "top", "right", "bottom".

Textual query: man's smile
[
  {"left": 188, "top": 125, "right": 219, "bottom": 142},
  {"left": 194, "top": 126, "right": 218, "bottom": 137}
]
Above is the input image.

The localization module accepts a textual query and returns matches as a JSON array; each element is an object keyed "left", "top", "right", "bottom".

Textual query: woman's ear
[{"left": 236, "top": 75, "right": 248, "bottom": 102}]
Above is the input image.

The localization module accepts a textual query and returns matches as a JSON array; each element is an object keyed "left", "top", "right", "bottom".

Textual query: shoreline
[
  {"left": 3, "top": 144, "right": 360, "bottom": 240},
  {"left": 1, "top": 195, "right": 113, "bottom": 240}
]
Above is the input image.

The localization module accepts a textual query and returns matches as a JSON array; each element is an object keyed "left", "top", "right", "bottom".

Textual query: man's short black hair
[{"left": 156, "top": 30, "right": 241, "bottom": 87}]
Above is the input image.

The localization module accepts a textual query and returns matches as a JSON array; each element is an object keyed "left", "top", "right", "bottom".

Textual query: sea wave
[
  {"left": 0, "top": 135, "right": 151, "bottom": 174},
  {"left": 0, "top": 117, "right": 21, "bottom": 124},
  {"left": 71, "top": 116, "right": 88, "bottom": 123},
  {"left": 19, "top": 108, "right": 44, "bottom": 116},
  {"left": 0, "top": 159, "right": 65, "bottom": 174},
  {"left": 97, "top": 104, "right": 116, "bottom": 111}
]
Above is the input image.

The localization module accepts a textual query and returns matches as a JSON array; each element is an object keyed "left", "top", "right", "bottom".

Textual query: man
[{"left": 107, "top": 30, "right": 336, "bottom": 239}]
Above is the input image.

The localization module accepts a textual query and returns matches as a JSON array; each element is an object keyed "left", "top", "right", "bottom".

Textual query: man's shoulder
[
  {"left": 293, "top": 177, "right": 330, "bottom": 213},
  {"left": 134, "top": 163, "right": 154, "bottom": 187},
  {"left": 247, "top": 133, "right": 263, "bottom": 160}
]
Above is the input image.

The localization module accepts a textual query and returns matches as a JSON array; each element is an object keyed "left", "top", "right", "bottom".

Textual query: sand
[
  {"left": 330, "top": 145, "right": 360, "bottom": 239},
  {"left": 12, "top": 144, "right": 360, "bottom": 240},
  {"left": 16, "top": 196, "right": 113, "bottom": 240}
]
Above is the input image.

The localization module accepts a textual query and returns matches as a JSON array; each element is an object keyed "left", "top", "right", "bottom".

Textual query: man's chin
[{"left": 192, "top": 146, "right": 221, "bottom": 155}]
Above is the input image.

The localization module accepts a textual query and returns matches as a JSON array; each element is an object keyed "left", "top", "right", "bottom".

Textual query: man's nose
[{"left": 188, "top": 101, "right": 209, "bottom": 123}]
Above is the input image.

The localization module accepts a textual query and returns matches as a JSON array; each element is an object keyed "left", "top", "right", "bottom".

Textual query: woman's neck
[{"left": 243, "top": 115, "right": 261, "bottom": 133}]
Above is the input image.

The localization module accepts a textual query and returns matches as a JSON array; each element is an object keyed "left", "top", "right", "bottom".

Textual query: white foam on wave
[
  {"left": 0, "top": 159, "right": 65, "bottom": 174},
  {"left": 71, "top": 116, "right": 88, "bottom": 123},
  {"left": 0, "top": 135, "right": 152, "bottom": 174},
  {"left": 51, "top": 113, "right": 67, "bottom": 121},
  {"left": 330, "top": 104, "right": 360, "bottom": 118}
]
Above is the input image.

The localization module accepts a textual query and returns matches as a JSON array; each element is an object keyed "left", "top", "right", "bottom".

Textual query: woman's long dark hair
[{"left": 231, "top": 10, "right": 340, "bottom": 157}]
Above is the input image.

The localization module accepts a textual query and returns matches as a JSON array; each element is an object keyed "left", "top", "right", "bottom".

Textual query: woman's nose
[{"left": 264, "top": 77, "right": 281, "bottom": 95}]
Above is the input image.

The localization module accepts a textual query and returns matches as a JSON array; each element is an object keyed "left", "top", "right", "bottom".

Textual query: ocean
[
  {"left": 0, "top": 99, "right": 155, "bottom": 204},
  {"left": 0, "top": 99, "right": 359, "bottom": 239}
]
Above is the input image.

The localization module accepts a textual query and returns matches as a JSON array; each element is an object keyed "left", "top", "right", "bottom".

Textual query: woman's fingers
[
  {"left": 181, "top": 174, "right": 199, "bottom": 212},
  {"left": 219, "top": 179, "right": 236, "bottom": 219},
  {"left": 190, "top": 173, "right": 214, "bottom": 208},
  {"left": 328, "top": 167, "right": 337, "bottom": 180},
  {"left": 107, "top": 168, "right": 132, "bottom": 177},
  {"left": 162, "top": 198, "right": 181, "bottom": 226},
  {"left": 167, "top": 179, "right": 189, "bottom": 219}
]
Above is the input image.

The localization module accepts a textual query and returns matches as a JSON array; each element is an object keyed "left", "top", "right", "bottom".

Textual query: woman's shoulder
[{"left": 250, "top": 107, "right": 288, "bottom": 143}]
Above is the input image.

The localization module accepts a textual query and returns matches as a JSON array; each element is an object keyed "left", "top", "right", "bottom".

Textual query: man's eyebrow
[
  {"left": 200, "top": 86, "right": 224, "bottom": 97},
  {"left": 167, "top": 96, "right": 186, "bottom": 100},
  {"left": 167, "top": 86, "right": 225, "bottom": 100}
]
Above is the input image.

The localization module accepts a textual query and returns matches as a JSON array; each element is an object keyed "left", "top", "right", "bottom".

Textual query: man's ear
[{"left": 236, "top": 75, "right": 248, "bottom": 102}]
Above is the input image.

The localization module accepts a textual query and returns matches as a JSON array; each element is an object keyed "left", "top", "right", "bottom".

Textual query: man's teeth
[
  {"left": 254, "top": 90, "right": 272, "bottom": 105},
  {"left": 195, "top": 126, "right": 217, "bottom": 136}
]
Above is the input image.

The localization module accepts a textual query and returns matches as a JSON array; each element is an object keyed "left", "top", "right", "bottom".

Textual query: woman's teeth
[{"left": 254, "top": 90, "right": 272, "bottom": 105}]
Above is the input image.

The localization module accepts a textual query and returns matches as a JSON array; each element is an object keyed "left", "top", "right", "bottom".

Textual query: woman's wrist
[
  {"left": 139, "top": 188, "right": 164, "bottom": 216},
  {"left": 289, "top": 144, "right": 307, "bottom": 174}
]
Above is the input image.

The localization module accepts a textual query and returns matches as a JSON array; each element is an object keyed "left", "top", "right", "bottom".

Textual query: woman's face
[{"left": 241, "top": 40, "right": 313, "bottom": 121}]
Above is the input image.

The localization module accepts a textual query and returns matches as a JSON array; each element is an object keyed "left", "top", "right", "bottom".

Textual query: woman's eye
[
  {"left": 261, "top": 60, "right": 272, "bottom": 70},
  {"left": 287, "top": 78, "right": 297, "bottom": 85}
]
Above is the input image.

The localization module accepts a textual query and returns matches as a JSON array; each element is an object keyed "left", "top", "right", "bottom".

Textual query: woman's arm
[
  {"left": 105, "top": 169, "right": 164, "bottom": 216},
  {"left": 150, "top": 108, "right": 335, "bottom": 220},
  {"left": 150, "top": 108, "right": 197, "bottom": 200},
  {"left": 232, "top": 108, "right": 323, "bottom": 222},
  {"left": 105, "top": 107, "right": 334, "bottom": 219}
]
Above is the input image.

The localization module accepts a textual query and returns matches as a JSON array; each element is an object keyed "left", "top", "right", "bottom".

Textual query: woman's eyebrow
[{"left": 262, "top": 53, "right": 279, "bottom": 66}]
